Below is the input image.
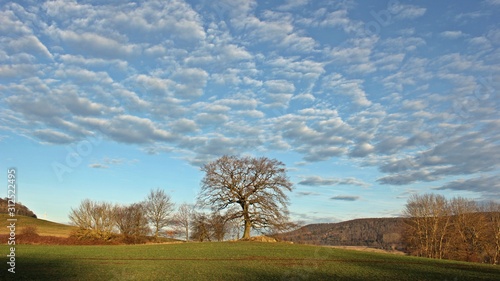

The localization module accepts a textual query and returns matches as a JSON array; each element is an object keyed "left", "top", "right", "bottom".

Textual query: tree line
[
  {"left": 0, "top": 198, "right": 37, "bottom": 218},
  {"left": 403, "top": 193, "right": 500, "bottom": 264},
  {"left": 69, "top": 188, "right": 175, "bottom": 243},
  {"left": 69, "top": 156, "right": 295, "bottom": 243}
]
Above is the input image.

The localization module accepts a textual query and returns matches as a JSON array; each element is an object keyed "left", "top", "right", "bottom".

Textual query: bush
[
  {"left": 21, "top": 225, "right": 40, "bottom": 237},
  {"left": 69, "top": 228, "right": 119, "bottom": 244}
]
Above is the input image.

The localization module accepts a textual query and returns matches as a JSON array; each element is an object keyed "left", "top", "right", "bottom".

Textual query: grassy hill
[
  {"left": 0, "top": 214, "right": 77, "bottom": 237},
  {"left": 1, "top": 242, "right": 499, "bottom": 280}
]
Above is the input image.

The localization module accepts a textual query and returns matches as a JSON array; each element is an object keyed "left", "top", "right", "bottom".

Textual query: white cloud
[
  {"left": 435, "top": 175, "right": 500, "bottom": 197},
  {"left": 277, "top": 0, "right": 309, "bottom": 11},
  {"left": 172, "top": 68, "right": 209, "bottom": 99},
  {"left": 132, "top": 75, "right": 173, "bottom": 96},
  {"left": 58, "top": 30, "right": 141, "bottom": 59},
  {"left": 349, "top": 142, "right": 374, "bottom": 158},
  {"left": 33, "top": 129, "right": 75, "bottom": 144},
  {"left": 0, "top": 64, "right": 38, "bottom": 78},
  {"left": 231, "top": 9, "right": 317, "bottom": 53},
  {"left": 402, "top": 100, "right": 427, "bottom": 110},
  {"left": 220, "top": 44, "right": 253, "bottom": 61},
  {"left": 92, "top": 115, "right": 175, "bottom": 144},
  {"left": 55, "top": 67, "right": 113, "bottom": 85},
  {"left": 89, "top": 163, "right": 108, "bottom": 169},
  {"left": 330, "top": 195, "right": 360, "bottom": 201},
  {"left": 322, "top": 73, "right": 372, "bottom": 106},
  {"left": 485, "top": 0, "right": 500, "bottom": 6},
  {"left": 7, "top": 35, "right": 52, "bottom": 59},
  {"left": 265, "top": 80, "right": 295, "bottom": 93},
  {"left": 299, "top": 176, "right": 370, "bottom": 187},
  {"left": 440, "top": 30, "right": 465, "bottom": 39},
  {"left": 169, "top": 118, "right": 199, "bottom": 133},
  {"left": 389, "top": 3, "right": 426, "bottom": 20}
]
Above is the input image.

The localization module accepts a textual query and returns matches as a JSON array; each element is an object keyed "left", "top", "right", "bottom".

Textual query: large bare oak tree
[{"left": 198, "top": 155, "right": 293, "bottom": 239}]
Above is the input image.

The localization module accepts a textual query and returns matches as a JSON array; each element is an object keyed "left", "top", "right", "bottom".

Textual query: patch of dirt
[
  {"left": 327, "top": 246, "right": 406, "bottom": 255},
  {"left": 242, "top": 236, "right": 277, "bottom": 242}
]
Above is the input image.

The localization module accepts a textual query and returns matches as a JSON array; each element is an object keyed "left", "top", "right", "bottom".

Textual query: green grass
[
  {"left": 1, "top": 242, "right": 499, "bottom": 281},
  {"left": 0, "top": 214, "right": 77, "bottom": 237}
]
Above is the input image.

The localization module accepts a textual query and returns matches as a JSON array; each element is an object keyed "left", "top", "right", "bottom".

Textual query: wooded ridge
[{"left": 276, "top": 217, "right": 405, "bottom": 251}]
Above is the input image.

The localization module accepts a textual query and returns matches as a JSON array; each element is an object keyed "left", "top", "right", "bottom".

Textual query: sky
[{"left": 0, "top": 0, "right": 499, "bottom": 225}]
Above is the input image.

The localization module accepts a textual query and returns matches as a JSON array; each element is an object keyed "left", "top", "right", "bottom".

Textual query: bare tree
[
  {"left": 69, "top": 199, "right": 116, "bottom": 237},
  {"left": 210, "top": 212, "right": 228, "bottom": 242},
  {"left": 191, "top": 212, "right": 211, "bottom": 242},
  {"left": 144, "top": 188, "right": 175, "bottom": 239},
  {"left": 482, "top": 201, "right": 500, "bottom": 264},
  {"left": 114, "top": 203, "right": 150, "bottom": 242},
  {"left": 403, "top": 194, "right": 499, "bottom": 264},
  {"left": 198, "top": 155, "right": 293, "bottom": 239},
  {"left": 403, "top": 194, "right": 451, "bottom": 259},
  {"left": 173, "top": 203, "right": 193, "bottom": 241},
  {"left": 449, "top": 197, "right": 487, "bottom": 262}
]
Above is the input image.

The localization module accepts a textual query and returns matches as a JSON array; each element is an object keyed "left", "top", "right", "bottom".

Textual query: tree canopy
[{"left": 198, "top": 155, "right": 293, "bottom": 239}]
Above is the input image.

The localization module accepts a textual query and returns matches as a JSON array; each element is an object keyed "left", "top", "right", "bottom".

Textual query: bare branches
[
  {"left": 69, "top": 199, "right": 116, "bottom": 235},
  {"left": 145, "top": 188, "right": 175, "bottom": 239},
  {"left": 198, "top": 155, "right": 293, "bottom": 239},
  {"left": 114, "top": 203, "right": 150, "bottom": 241},
  {"left": 404, "top": 193, "right": 500, "bottom": 264},
  {"left": 172, "top": 203, "right": 194, "bottom": 241}
]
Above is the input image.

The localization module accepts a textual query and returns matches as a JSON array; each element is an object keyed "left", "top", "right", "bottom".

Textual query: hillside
[
  {"left": 277, "top": 217, "right": 405, "bottom": 250},
  {"left": 0, "top": 214, "right": 77, "bottom": 237},
  {"left": 0, "top": 197, "right": 37, "bottom": 218}
]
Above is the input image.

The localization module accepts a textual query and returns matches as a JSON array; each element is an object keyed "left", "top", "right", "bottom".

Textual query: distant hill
[
  {"left": 0, "top": 197, "right": 37, "bottom": 218},
  {"left": 277, "top": 217, "right": 405, "bottom": 251}
]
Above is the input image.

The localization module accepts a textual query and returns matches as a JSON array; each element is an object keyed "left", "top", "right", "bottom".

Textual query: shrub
[
  {"left": 69, "top": 228, "right": 119, "bottom": 244},
  {"left": 21, "top": 225, "right": 40, "bottom": 237}
]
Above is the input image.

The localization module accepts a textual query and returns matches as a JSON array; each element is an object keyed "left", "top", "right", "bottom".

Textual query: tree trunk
[
  {"left": 241, "top": 202, "right": 252, "bottom": 239},
  {"left": 242, "top": 219, "right": 252, "bottom": 239}
]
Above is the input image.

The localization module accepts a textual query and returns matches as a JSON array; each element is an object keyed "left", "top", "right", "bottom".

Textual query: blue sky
[{"left": 1, "top": 0, "right": 499, "bottom": 224}]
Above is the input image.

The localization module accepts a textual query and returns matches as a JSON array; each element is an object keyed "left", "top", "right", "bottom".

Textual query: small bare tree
[
  {"left": 449, "top": 197, "right": 487, "bottom": 262},
  {"left": 69, "top": 199, "right": 116, "bottom": 236},
  {"left": 144, "top": 188, "right": 175, "bottom": 239},
  {"left": 173, "top": 203, "right": 194, "bottom": 241},
  {"left": 210, "top": 212, "right": 228, "bottom": 242},
  {"left": 191, "top": 212, "right": 211, "bottom": 242},
  {"left": 114, "top": 203, "right": 150, "bottom": 242},
  {"left": 198, "top": 155, "right": 293, "bottom": 239},
  {"left": 482, "top": 201, "right": 500, "bottom": 264}
]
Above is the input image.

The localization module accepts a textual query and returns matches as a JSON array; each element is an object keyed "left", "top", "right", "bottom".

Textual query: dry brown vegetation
[{"left": 403, "top": 194, "right": 500, "bottom": 264}]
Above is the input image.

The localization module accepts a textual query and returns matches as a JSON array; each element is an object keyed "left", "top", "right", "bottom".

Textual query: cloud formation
[
  {"left": 0, "top": 0, "right": 499, "bottom": 206},
  {"left": 298, "top": 176, "right": 370, "bottom": 187},
  {"left": 331, "top": 195, "right": 361, "bottom": 201}
]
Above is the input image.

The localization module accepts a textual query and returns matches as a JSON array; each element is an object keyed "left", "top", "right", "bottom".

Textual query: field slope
[
  {"left": 0, "top": 214, "right": 77, "bottom": 237},
  {"left": 1, "top": 242, "right": 499, "bottom": 281}
]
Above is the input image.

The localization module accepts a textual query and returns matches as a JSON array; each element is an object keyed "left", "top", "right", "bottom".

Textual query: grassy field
[
  {"left": 1, "top": 242, "right": 499, "bottom": 281},
  {"left": 0, "top": 214, "right": 77, "bottom": 237}
]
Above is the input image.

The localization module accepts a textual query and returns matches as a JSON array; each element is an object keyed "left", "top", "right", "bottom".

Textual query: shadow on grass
[
  {"left": 1, "top": 256, "right": 116, "bottom": 281},
  {"left": 350, "top": 259, "right": 500, "bottom": 281}
]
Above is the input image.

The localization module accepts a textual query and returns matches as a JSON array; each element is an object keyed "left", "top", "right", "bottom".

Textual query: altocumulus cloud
[
  {"left": 298, "top": 176, "right": 370, "bottom": 187},
  {"left": 0, "top": 0, "right": 499, "bottom": 223},
  {"left": 330, "top": 196, "right": 360, "bottom": 202}
]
